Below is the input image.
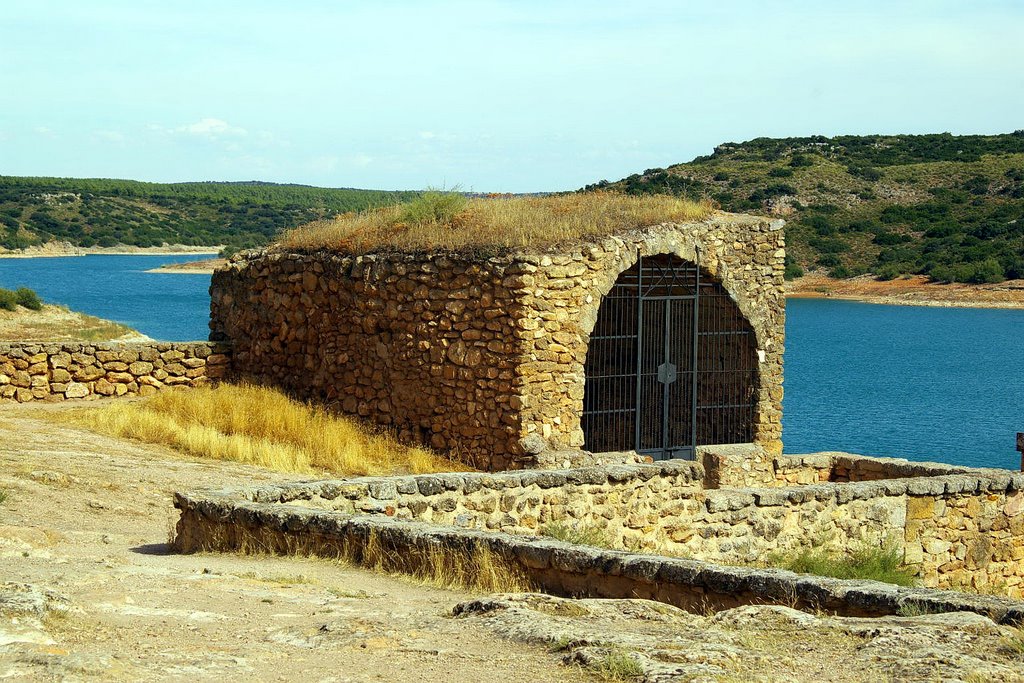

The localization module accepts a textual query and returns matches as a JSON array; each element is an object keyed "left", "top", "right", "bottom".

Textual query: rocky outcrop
[{"left": 456, "top": 594, "right": 1024, "bottom": 682}]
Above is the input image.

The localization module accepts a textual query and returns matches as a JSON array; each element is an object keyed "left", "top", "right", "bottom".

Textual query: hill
[
  {"left": 0, "top": 177, "right": 418, "bottom": 256},
  {"left": 586, "top": 132, "right": 1024, "bottom": 283}
]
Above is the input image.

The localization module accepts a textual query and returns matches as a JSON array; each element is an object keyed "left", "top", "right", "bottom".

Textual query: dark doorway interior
[{"left": 582, "top": 254, "right": 758, "bottom": 459}]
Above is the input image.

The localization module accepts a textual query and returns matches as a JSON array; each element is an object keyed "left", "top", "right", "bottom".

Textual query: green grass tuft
[
  {"left": 1001, "top": 627, "right": 1024, "bottom": 658},
  {"left": 541, "top": 521, "right": 615, "bottom": 549},
  {"left": 587, "top": 650, "right": 644, "bottom": 681},
  {"left": 0, "top": 489, "right": 8, "bottom": 505},
  {"left": 772, "top": 544, "right": 917, "bottom": 587}
]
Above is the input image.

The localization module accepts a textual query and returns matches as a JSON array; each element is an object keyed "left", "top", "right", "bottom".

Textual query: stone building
[{"left": 210, "top": 213, "right": 785, "bottom": 471}]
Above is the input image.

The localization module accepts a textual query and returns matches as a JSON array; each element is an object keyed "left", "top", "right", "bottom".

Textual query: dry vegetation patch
[
  {"left": 280, "top": 192, "right": 715, "bottom": 254},
  {"left": 59, "top": 383, "right": 464, "bottom": 476},
  {"left": 0, "top": 304, "right": 141, "bottom": 342}
]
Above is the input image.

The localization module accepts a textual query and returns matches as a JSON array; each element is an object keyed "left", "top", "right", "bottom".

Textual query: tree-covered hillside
[
  {"left": 586, "top": 132, "right": 1024, "bottom": 283},
  {"left": 0, "top": 177, "right": 418, "bottom": 254}
]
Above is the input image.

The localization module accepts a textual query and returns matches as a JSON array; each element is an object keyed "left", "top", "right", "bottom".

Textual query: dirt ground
[
  {"left": 786, "top": 272, "right": 1024, "bottom": 308},
  {"left": 4, "top": 403, "right": 1023, "bottom": 683},
  {"left": 0, "top": 405, "right": 590, "bottom": 682}
]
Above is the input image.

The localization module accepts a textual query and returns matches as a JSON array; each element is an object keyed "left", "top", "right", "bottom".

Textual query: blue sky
[{"left": 2, "top": 1, "right": 1023, "bottom": 192}]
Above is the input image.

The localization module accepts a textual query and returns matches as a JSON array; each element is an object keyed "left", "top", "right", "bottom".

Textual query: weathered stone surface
[
  {"left": 0, "top": 342, "right": 231, "bottom": 404},
  {"left": 455, "top": 595, "right": 1024, "bottom": 683}
]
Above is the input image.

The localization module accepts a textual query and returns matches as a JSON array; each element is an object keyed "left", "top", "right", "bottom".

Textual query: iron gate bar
[
  {"left": 581, "top": 250, "right": 756, "bottom": 459},
  {"left": 691, "top": 250, "right": 700, "bottom": 455}
]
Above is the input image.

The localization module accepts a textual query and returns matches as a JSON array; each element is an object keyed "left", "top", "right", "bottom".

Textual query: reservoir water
[
  {"left": 0, "top": 254, "right": 214, "bottom": 341},
  {"left": 1, "top": 255, "right": 1022, "bottom": 469}
]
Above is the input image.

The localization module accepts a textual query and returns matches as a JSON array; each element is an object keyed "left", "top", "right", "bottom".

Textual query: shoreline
[
  {"left": 145, "top": 257, "right": 226, "bottom": 274},
  {"left": 785, "top": 273, "right": 1024, "bottom": 310},
  {"left": 0, "top": 243, "right": 222, "bottom": 259}
]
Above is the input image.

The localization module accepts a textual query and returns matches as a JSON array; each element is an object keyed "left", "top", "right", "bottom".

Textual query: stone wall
[
  {"left": 0, "top": 342, "right": 230, "bottom": 403},
  {"left": 173, "top": 499, "right": 1024, "bottom": 624},
  {"left": 205, "top": 454, "right": 1024, "bottom": 596},
  {"left": 211, "top": 214, "right": 785, "bottom": 470}
]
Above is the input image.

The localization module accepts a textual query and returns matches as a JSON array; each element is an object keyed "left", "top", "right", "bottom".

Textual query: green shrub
[
  {"left": 829, "top": 264, "right": 852, "bottom": 278},
  {"left": 784, "top": 262, "right": 804, "bottom": 280},
  {"left": 399, "top": 189, "right": 468, "bottom": 226},
  {"left": 768, "top": 167, "right": 793, "bottom": 178},
  {"left": 774, "top": 544, "right": 916, "bottom": 586},
  {"left": 14, "top": 287, "right": 42, "bottom": 310},
  {"left": 0, "top": 288, "right": 16, "bottom": 311},
  {"left": 875, "top": 264, "right": 901, "bottom": 281}
]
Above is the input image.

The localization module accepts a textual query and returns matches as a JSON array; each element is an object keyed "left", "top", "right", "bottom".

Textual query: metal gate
[{"left": 581, "top": 253, "right": 757, "bottom": 460}]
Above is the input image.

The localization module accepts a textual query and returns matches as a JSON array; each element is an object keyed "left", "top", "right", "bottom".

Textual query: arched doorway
[{"left": 581, "top": 253, "right": 758, "bottom": 459}]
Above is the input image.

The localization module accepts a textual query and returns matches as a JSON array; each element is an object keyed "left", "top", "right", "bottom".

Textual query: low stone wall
[
  {"left": 185, "top": 455, "right": 1024, "bottom": 596},
  {"left": 173, "top": 492, "right": 1024, "bottom": 624},
  {"left": 0, "top": 342, "right": 230, "bottom": 403},
  {"left": 774, "top": 452, "right": 974, "bottom": 485}
]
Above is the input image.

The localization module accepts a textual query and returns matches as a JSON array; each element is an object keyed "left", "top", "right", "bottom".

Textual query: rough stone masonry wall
[
  {"left": 515, "top": 214, "right": 786, "bottom": 459},
  {"left": 211, "top": 252, "right": 529, "bottom": 470},
  {"left": 0, "top": 342, "right": 229, "bottom": 403},
  {"left": 230, "top": 456, "right": 1024, "bottom": 596},
  {"left": 211, "top": 214, "right": 785, "bottom": 470}
]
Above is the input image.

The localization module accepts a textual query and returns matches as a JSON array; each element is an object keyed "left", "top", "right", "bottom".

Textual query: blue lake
[
  {"left": 0, "top": 254, "right": 215, "bottom": 342},
  {"left": 783, "top": 298, "right": 1024, "bottom": 470},
  {"left": 1, "top": 255, "right": 1022, "bottom": 469}
]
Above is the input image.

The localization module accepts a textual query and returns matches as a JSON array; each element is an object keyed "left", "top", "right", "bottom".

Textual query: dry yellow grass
[
  {"left": 178, "top": 520, "right": 531, "bottom": 594},
  {"left": 61, "top": 383, "right": 464, "bottom": 476},
  {"left": 0, "top": 304, "right": 141, "bottom": 342},
  {"left": 280, "top": 192, "right": 716, "bottom": 254}
]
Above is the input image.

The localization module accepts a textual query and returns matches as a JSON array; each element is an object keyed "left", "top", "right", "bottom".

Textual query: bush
[
  {"left": 15, "top": 287, "right": 42, "bottom": 310},
  {"left": 875, "top": 264, "right": 901, "bottom": 280},
  {"left": 0, "top": 289, "right": 16, "bottom": 311},
  {"left": 398, "top": 189, "right": 468, "bottom": 225},
  {"left": 768, "top": 167, "right": 793, "bottom": 177},
  {"left": 784, "top": 262, "right": 804, "bottom": 280}
]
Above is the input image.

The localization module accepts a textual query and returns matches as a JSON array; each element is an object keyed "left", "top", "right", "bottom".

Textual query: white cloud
[
  {"left": 93, "top": 130, "right": 126, "bottom": 144},
  {"left": 309, "top": 155, "right": 340, "bottom": 172},
  {"left": 33, "top": 126, "right": 55, "bottom": 138},
  {"left": 175, "top": 118, "right": 247, "bottom": 137}
]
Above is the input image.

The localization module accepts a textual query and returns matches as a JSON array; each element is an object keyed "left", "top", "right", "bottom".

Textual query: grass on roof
[{"left": 279, "top": 191, "right": 716, "bottom": 254}]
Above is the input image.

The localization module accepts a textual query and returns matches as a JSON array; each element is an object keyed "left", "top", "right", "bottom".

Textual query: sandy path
[{"left": 0, "top": 406, "right": 589, "bottom": 682}]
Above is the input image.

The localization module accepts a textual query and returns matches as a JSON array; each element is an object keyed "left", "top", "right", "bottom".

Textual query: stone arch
[{"left": 579, "top": 247, "right": 760, "bottom": 458}]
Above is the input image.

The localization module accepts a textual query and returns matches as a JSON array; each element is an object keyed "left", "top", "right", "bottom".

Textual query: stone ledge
[
  {"left": 173, "top": 493, "right": 1024, "bottom": 625},
  {"left": 190, "top": 459, "right": 706, "bottom": 507}
]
